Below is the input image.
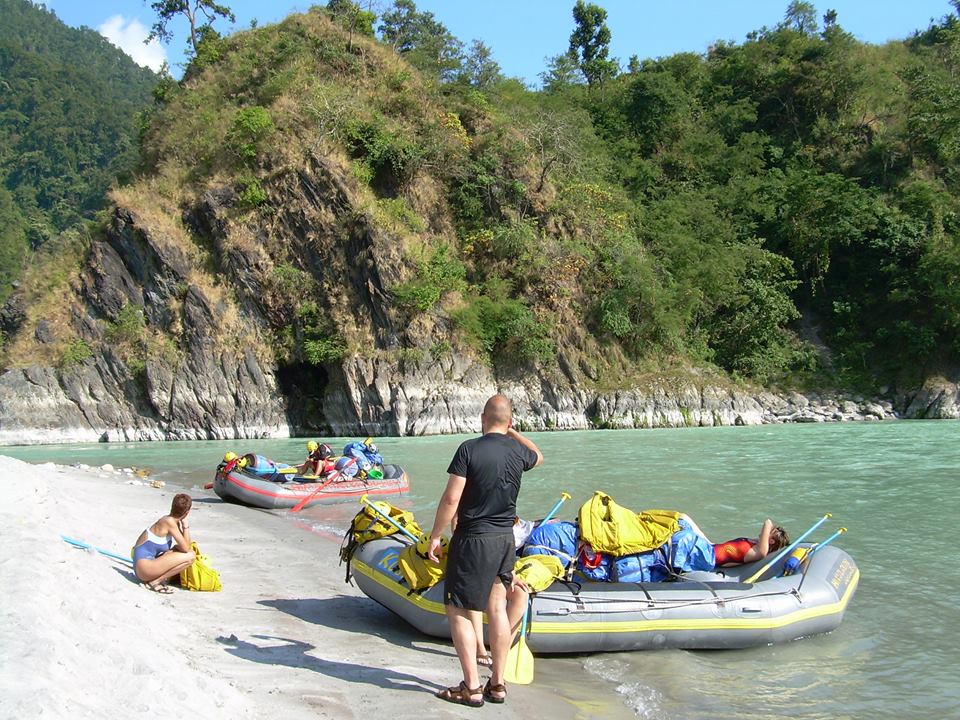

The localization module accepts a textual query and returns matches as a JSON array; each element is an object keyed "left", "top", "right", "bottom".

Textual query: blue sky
[{"left": 43, "top": 0, "right": 956, "bottom": 82}]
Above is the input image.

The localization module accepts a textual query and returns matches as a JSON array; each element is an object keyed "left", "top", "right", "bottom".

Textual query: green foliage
[
  {"left": 105, "top": 304, "right": 146, "bottom": 346},
  {"left": 0, "top": 0, "right": 156, "bottom": 255},
  {"left": 393, "top": 244, "right": 466, "bottom": 311},
  {"left": 376, "top": 197, "right": 426, "bottom": 232},
  {"left": 296, "top": 300, "right": 345, "bottom": 365},
  {"left": 0, "top": 186, "right": 27, "bottom": 303},
  {"left": 237, "top": 175, "right": 267, "bottom": 208},
  {"left": 148, "top": 0, "right": 236, "bottom": 57},
  {"left": 342, "top": 115, "right": 424, "bottom": 187},
  {"left": 303, "top": 336, "right": 346, "bottom": 364},
  {"left": 378, "top": 0, "right": 464, "bottom": 81},
  {"left": 326, "top": 0, "right": 376, "bottom": 38},
  {"left": 459, "top": 39, "right": 503, "bottom": 89},
  {"left": 58, "top": 339, "right": 93, "bottom": 369},
  {"left": 569, "top": 0, "right": 618, "bottom": 89},
  {"left": 452, "top": 278, "right": 554, "bottom": 364},
  {"left": 26, "top": 0, "right": 960, "bottom": 390},
  {"left": 184, "top": 26, "right": 228, "bottom": 79},
  {"left": 227, "top": 106, "right": 275, "bottom": 161}
]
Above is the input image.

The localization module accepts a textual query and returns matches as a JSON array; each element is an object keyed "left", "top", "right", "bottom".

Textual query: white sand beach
[{"left": 0, "top": 455, "right": 632, "bottom": 720}]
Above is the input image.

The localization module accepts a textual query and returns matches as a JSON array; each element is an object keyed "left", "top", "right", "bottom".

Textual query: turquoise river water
[{"left": 5, "top": 420, "right": 958, "bottom": 719}]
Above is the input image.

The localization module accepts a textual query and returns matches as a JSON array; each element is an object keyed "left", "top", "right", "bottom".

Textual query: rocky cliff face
[{"left": 1, "top": 152, "right": 956, "bottom": 445}]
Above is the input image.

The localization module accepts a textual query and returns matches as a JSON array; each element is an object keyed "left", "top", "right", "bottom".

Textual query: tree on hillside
[
  {"left": 0, "top": 186, "right": 27, "bottom": 304},
  {"left": 148, "top": 1, "right": 236, "bottom": 58},
  {"left": 783, "top": 1, "right": 818, "bottom": 34},
  {"left": 460, "top": 39, "right": 502, "bottom": 89},
  {"left": 326, "top": 0, "right": 376, "bottom": 52},
  {"left": 378, "top": 0, "right": 463, "bottom": 81},
  {"left": 540, "top": 51, "right": 583, "bottom": 92},
  {"left": 519, "top": 112, "right": 585, "bottom": 192},
  {"left": 569, "top": 0, "right": 618, "bottom": 89}
]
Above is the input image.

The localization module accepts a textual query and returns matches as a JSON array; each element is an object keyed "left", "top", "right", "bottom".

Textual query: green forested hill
[
  {"left": 0, "top": 0, "right": 156, "bottom": 301},
  {"left": 4, "top": 1, "right": 960, "bottom": 402}
]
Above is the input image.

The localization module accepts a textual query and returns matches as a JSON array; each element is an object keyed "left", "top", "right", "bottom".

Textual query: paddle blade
[{"left": 504, "top": 636, "right": 534, "bottom": 685}]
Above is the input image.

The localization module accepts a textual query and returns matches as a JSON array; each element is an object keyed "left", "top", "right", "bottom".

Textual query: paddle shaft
[
  {"left": 805, "top": 527, "right": 847, "bottom": 559},
  {"left": 744, "top": 513, "right": 832, "bottom": 584},
  {"left": 61, "top": 535, "right": 133, "bottom": 566},
  {"left": 291, "top": 464, "right": 350, "bottom": 513},
  {"left": 359, "top": 494, "right": 418, "bottom": 542},
  {"left": 540, "top": 492, "right": 571, "bottom": 525}
]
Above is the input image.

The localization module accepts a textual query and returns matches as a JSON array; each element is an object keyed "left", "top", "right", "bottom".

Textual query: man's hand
[
  {"left": 427, "top": 536, "right": 444, "bottom": 562},
  {"left": 510, "top": 575, "right": 529, "bottom": 594}
]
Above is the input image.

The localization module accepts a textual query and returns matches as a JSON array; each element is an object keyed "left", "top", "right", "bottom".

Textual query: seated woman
[
  {"left": 680, "top": 514, "right": 790, "bottom": 567},
  {"left": 132, "top": 493, "right": 196, "bottom": 593}
]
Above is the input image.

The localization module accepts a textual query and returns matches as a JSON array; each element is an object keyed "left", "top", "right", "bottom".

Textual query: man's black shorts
[{"left": 444, "top": 531, "right": 514, "bottom": 611}]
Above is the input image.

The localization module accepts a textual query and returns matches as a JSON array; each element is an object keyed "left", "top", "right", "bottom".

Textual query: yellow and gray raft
[{"left": 349, "top": 537, "right": 859, "bottom": 652}]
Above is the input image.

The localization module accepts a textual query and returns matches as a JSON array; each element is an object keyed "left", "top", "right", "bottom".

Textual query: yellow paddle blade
[{"left": 504, "top": 635, "right": 534, "bottom": 685}]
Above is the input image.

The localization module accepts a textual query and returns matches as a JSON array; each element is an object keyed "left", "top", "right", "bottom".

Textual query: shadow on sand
[
  {"left": 216, "top": 632, "right": 441, "bottom": 694},
  {"left": 257, "top": 595, "right": 450, "bottom": 658}
]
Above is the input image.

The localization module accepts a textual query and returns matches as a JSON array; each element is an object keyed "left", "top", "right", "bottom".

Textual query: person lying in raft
[
  {"left": 298, "top": 441, "right": 334, "bottom": 477},
  {"left": 681, "top": 514, "right": 790, "bottom": 566},
  {"left": 132, "top": 493, "right": 196, "bottom": 593}
]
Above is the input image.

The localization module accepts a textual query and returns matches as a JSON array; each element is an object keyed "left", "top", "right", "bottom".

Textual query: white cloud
[{"left": 98, "top": 15, "right": 167, "bottom": 73}]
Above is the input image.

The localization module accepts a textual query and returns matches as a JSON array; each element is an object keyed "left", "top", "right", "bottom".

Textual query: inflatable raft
[
  {"left": 348, "top": 535, "right": 859, "bottom": 652},
  {"left": 213, "top": 463, "right": 409, "bottom": 510}
]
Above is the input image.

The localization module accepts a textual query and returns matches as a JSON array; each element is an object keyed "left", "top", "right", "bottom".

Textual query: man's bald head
[{"left": 481, "top": 394, "right": 512, "bottom": 432}]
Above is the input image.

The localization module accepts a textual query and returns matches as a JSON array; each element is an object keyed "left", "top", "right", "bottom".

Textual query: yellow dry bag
[
  {"left": 578, "top": 492, "right": 680, "bottom": 556},
  {"left": 179, "top": 542, "right": 222, "bottom": 592}
]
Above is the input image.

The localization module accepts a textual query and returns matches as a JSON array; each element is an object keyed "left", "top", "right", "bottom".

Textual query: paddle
[
  {"left": 503, "top": 492, "right": 570, "bottom": 686},
  {"left": 61, "top": 535, "right": 133, "bottom": 566},
  {"left": 290, "top": 459, "right": 355, "bottom": 513},
  {"left": 541, "top": 492, "right": 571, "bottom": 525},
  {"left": 804, "top": 527, "right": 847, "bottom": 560},
  {"left": 359, "top": 493, "right": 418, "bottom": 542},
  {"left": 504, "top": 600, "right": 534, "bottom": 685},
  {"left": 744, "top": 513, "right": 832, "bottom": 584}
]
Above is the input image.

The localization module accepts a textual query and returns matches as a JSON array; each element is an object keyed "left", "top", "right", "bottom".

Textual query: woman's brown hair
[
  {"left": 772, "top": 525, "right": 791, "bottom": 551},
  {"left": 170, "top": 493, "right": 192, "bottom": 518}
]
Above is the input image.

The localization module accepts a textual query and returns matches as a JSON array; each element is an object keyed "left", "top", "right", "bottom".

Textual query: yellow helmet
[
  {"left": 416, "top": 532, "right": 448, "bottom": 557},
  {"left": 223, "top": 451, "right": 237, "bottom": 462},
  {"left": 306, "top": 441, "right": 319, "bottom": 452},
  {"left": 237, "top": 456, "right": 248, "bottom": 468}
]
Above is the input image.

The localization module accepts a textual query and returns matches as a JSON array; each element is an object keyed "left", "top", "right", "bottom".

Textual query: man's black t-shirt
[{"left": 446, "top": 432, "right": 539, "bottom": 535}]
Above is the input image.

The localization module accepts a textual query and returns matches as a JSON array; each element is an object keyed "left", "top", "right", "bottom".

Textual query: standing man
[{"left": 428, "top": 394, "right": 543, "bottom": 707}]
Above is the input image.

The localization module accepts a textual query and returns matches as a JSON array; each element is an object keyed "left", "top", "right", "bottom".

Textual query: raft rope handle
[{"left": 534, "top": 586, "right": 796, "bottom": 613}]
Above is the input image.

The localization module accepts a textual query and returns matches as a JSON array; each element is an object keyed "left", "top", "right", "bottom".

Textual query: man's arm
[
  {"left": 507, "top": 427, "right": 543, "bottom": 467},
  {"left": 427, "top": 473, "right": 466, "bottom": 561}
]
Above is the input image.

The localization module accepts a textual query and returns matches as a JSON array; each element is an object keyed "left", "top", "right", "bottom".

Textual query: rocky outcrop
[
  {"left": 0, "top": 158, "right": 947, "bottom": 445},
  {"left": 317, "top": 356, "right": 902, "bottom": 437},
  {"left": 897, "top": 377, "right": 960, "bottom": 419}
]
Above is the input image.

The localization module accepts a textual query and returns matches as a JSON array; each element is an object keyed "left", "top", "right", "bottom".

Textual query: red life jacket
[{"left": 712, "top": 538, "right": 756, "bottom": 566}]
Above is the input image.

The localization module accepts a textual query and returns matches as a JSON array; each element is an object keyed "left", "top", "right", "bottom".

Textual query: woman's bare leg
[
  {"left": 135, "top": 550, "right": 195, "bottom": 586},
  {"left": 679, "top": 513, "right": 712, "bottom": 544}
]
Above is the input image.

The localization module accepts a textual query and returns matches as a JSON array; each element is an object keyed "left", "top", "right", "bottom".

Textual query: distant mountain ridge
[{"left": 0, "top": 0, "right": 156, "bottom": 301}]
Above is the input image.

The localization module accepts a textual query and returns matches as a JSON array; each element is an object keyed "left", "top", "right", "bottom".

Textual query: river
[{"left": 5, "top": 419, "right": 957, "bottom": 719}]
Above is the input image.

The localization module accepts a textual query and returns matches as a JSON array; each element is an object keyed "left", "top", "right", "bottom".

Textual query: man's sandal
[
  {"left": 436, "top": 681, "right": 484, "bottom": 708},
  {"left": 483, "top": 679, "right": 507, "bottom": 704}
]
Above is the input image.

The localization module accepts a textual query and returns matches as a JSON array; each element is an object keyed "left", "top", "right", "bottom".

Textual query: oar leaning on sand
[{"left": 504, "top": 491, "right": 571, "bottom": 686}]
